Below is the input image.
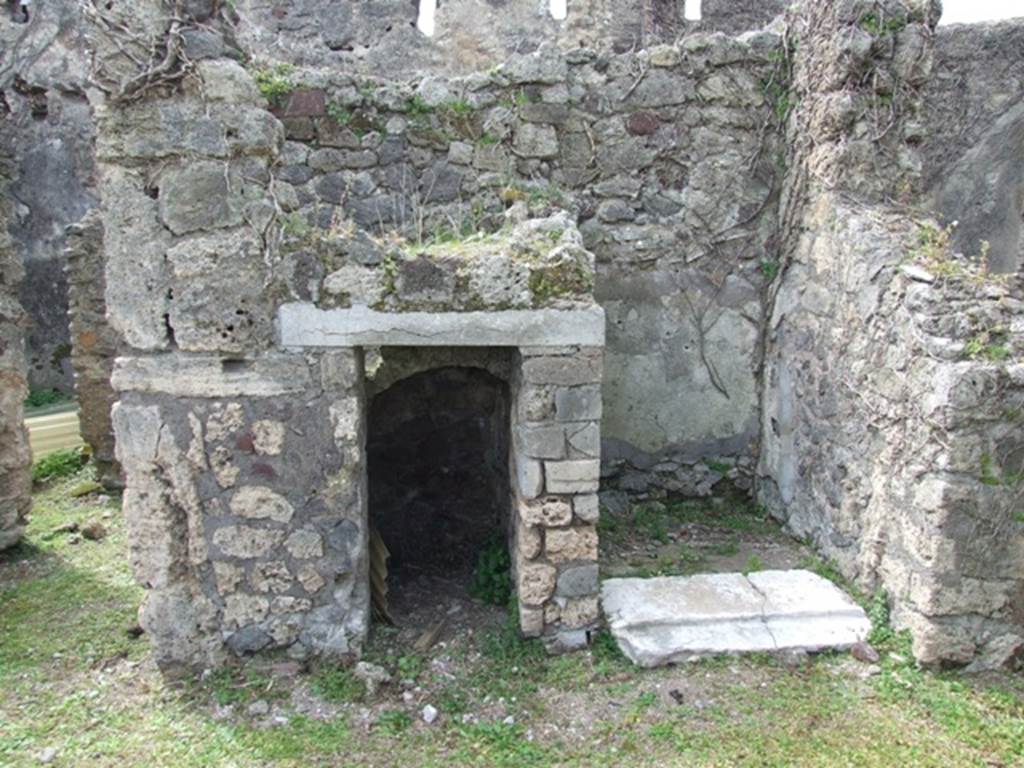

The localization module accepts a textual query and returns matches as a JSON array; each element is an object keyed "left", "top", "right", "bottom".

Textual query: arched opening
[{"left": 367, "top": 366, "right": 511, "bottom": 622}]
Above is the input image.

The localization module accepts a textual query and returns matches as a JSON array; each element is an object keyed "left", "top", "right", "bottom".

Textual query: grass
[
  {"left": 24, "top": 388, "right": 70, "bottom": 410},
  {"left": 32, "top": 446, "right": 88, "bottom": 484},
  {"left": 2, "top": 467, "right": 1024, "bottom": 766}
]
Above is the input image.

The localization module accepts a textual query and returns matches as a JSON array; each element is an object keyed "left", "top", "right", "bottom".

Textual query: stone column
[
  {"left": 511, "top": 346, "right": 603, "bottom": 651},
  {"left": 65, "top": 211, "right": 122, "bottom": 488}
]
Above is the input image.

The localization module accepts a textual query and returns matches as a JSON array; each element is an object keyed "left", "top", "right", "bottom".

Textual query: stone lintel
[{"left": 277, "top": 303, "right": 606, "bottom": 348}]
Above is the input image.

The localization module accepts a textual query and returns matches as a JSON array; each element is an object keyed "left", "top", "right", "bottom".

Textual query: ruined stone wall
[
  {"left": 231, "top": 0, "right": 786, "bottom": 79},
  {"left": 258, "top": 32, "right": 784, "bottom": 493},
  {"left": 0, "top": 111, "right": 32, "bottom": 551},
  {"left": 762, "top": 196, "right": 1024, "bottom": 668},
  {"left": 922, "top": 20, "right": 1024, "bottom": 274},
  {"left": 113, "top": 352, "right": 370, "bottom": 667},
  {"left": 760, "top": 0, "right": 1024, "bottom": 668},
  {"left": 1, "top": 2, "right": 98, "bottom": 393},
  {"left": 65, "top": 211, "right": 121, "bottom": 487}
]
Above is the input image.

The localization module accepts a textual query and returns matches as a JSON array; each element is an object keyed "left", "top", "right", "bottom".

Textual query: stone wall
[
  {"left": 0, "top": 113, "right": 32, "bottom": 551},
  {"left": 1, "top": 2, "right": 98, "bottom": 393},
  {"left": 922, "top": 20, "right": 1024, "bottom": 274},
  {"left": 256, "top": 31, "right": 783, "bottom": 492},
  {"left": 231, "top": 0, "right": 786, "bottom": 79},
  {"left": 761, "top": 195, "right": 1024, "bottom": 669},
  {"left": 759, "top": 0, "right": 1024, "bottom": 668},
  {"left": 112, "top": 351, "right": 370, "bottom": 668}
]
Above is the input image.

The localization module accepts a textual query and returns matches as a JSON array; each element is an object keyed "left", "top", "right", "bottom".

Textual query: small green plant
[
  {"left": 867, "top": 590, "right": 895, "bottom": 646},
  {"left": 910, "top": 222, "right": 1000, "bottom": 286},
  {"left": 980, "top": 453, "right": 1023, "bottom": 489},
  {"left": 25, "top": 388, "right": 69, "bottom": 409},
  {"left": 396, "top": 654, "right": 425, "bottom": 681},
  {"left": 760, "top": 257, "right": 781, "bottom": 280},
  {"left": 310, "top": 665, "right": 362, "bottom": 703},
  {"left": 32, "top": 447, "right": 87, "bottom": 484},
  {"left": 761, "top": 49, "right": 793, "bottom": 125},
  {"left": 478, "top": 132, "right": 500, "bottom": 146},
  {"left": 632, "top": 501, "right": 670, "bottom": 543},
  {"left": 251, "top": 63, "right": 295, "bottom": 107},
  {"left": 444, "top": 99, "right": 475, "bottom": 116},
  {"left": 591, "top": 629, "right": 628, "bottom": 673},
  {"left": 280, "top": 211, "right": 310, "bottom": 238},
  {"left": 207, "top": 667, "right": 248, "bottom": 706},
  {"left": 406, "top": 95, "right": 433, "bottom": 117},
  {"left": 860, "top": 13, "right": 907, "bottom": 35},
  {"left": 704, "top": 458, "right": 732, "bottom": 474},
  {"left": 325, "top": 101, "right": 354, "bottom": 126},
  {"left": 470, "top": 538, "right": 512, "bottom": 606},
  {"left": 964, "top": 329, "right": 1012, "bottom": 362},
  {"left": 380, "top": 252, "right": 400, "bottom": 297},
  {"left": 743, "top": 554, "right": 766, "bottom": 574},
  {"left": 376, "top": 710, "right": 412, "bottom": 734},
  {"left": 633, "top": 691, "right": 658, "bottom": 713}
]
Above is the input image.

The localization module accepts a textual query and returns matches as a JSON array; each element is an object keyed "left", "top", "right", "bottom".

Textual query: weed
[
  {"left": 860, "top": 13, "right": 907, "bottom": 35},
  {"left": 633, "top": 501, "right": 670, "bottom": 543},
  {"left": 910, "top": 222, "right": 1001, "bottom": 286},
  {"left": 406, "top": 95, "right": 433, "bottom": 117},
  {"left": 469, "top": 537, "right": 511, "bottom": 606},
  {"left": 24, "top": 388, "right": 68, "bottom": 409},
  {"left": 280, "top": 211, "right": 310, "bottom": 238},
  {"left": 251, "top": 63, "right": 295, "bottom": 107},
  {"left": 478, "top": 132, "right": 500, "bottom": 146},
  {"left": 376, "top": 710, "right": 413, "bottom": 734},
  {"left": 867, "top": 590, "right": 895, "bottom": 646},
  {"left": 591, "top": 629, "right": 628, "bottom": 671},
  {"left": 206, "top": 668, "right": 248, "bottom": 706},
  {"left": 310, "top": 665, "right": 363, "bottom": 703},
  {"left": 703, "top": 458, "right": 732, "bottom": 474},
  {"left": 32, "top": 447, "right": 87, "bottom": 484},
  {"left": 443, "top": 99, "right": 475, "bottom": 116},
  {"left": 743, "top": 554, "right": 765, "bottom": 574},
  {"left": 454, "top": 721, "right": 550, "bottom": 767},
  {"left": 760, "top": 257, "right": 781, "bottom": 280},
  {"left": 762, "top": 49, "right": 793, "bottom": 125},
  {"left": 980, "top": 453, "right": 1023, "bottom": 489},
  {"left": 325, "top": 101, "right": 354, "bottom": 126},
  {"left": 964, "top": 329, "right": 1012, "bottom": 362},
  {"left": 801, "top": 554, "right": 848, "bottom": 589},
  {"left": 397, "top": 654, "right": 425, "bottom": 681},
  {"left": 380, "top": 252, "right": 400, "bottom": 296}
]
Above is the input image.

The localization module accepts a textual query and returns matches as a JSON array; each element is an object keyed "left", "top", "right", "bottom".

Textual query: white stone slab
[
  {"left": 277, "top": 303, "right": 605, "bottom": 348},
  {"left": 601, "top": 569, "right": 871, "bottom": 668}
]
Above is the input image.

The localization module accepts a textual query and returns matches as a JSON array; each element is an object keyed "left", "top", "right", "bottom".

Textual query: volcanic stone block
[{"left": 544, "top": 459, "right": 600, "bottom": 493}]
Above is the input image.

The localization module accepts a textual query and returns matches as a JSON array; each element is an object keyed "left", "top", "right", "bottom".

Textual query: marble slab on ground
[{"left": 601, "top": 570, "right": 871, "bottom": 668}]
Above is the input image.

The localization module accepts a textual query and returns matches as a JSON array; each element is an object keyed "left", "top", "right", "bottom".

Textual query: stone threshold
[
  {"left": 277, "top": 302, "right": 606, "bottom": 348},
  {"left": 601, "top": 570, "right": 871, "bottom": 668}
]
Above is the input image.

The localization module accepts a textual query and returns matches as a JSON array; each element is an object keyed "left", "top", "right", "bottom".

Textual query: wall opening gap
[{"left": 367, "top": 365, "right": 512, "bottom": 629}]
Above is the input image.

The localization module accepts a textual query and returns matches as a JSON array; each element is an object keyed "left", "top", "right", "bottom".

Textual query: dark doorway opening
[{"left": 367, "top": 366, "right": 511, "bottom": 622}]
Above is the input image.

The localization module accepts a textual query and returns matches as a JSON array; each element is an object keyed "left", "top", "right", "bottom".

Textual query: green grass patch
[{"left": 32, "top": 447, "right": 88, "bottom": 484}]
